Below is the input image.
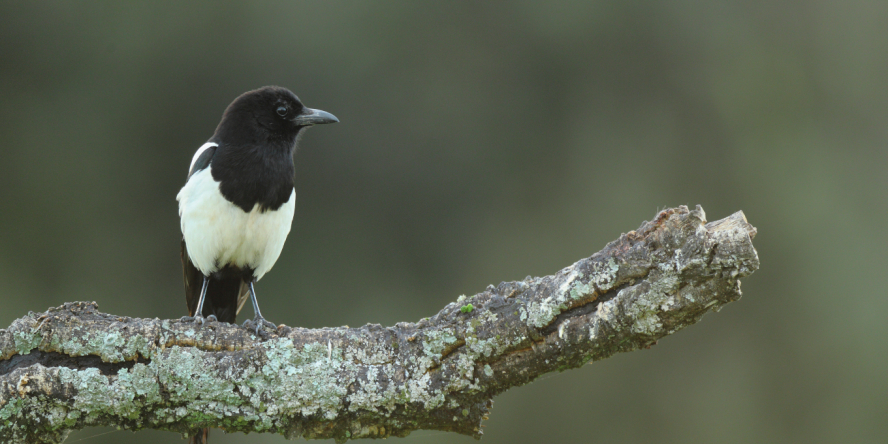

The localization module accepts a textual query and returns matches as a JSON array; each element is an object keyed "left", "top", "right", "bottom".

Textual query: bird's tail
[
  {"left": 188, "top": 428, "right": 209, "bottom": 444},
  {"left": 182, "top": 239, "right": 248, "bottom": 323}
]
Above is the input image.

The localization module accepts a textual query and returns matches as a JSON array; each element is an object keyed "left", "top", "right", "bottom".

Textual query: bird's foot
[
  {"left": 179, "top": 314, "right": 218, "bottom": 327},
  {"left": 243, "top": 315, "right": 277, "bottom": 335}
]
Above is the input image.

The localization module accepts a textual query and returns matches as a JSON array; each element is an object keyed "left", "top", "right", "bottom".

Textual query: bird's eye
[{"left": 276, "top": 105, "right": 288, "bottom": 117}]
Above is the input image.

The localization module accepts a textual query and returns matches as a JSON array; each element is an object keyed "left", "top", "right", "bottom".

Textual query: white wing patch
[
  {"left": 177, "top": 168, "right": 295, "bottom": 280},
  {"left": 188, "top": 142, "right": 218, "bottom": 176}
]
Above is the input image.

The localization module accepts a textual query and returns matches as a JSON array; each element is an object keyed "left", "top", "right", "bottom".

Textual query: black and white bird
[{"left": 178, "top": 86, "right": 338, "bottom": 334}]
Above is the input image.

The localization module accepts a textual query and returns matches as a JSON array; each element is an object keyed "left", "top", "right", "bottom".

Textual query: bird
[
  {"left": 177, "top": 85, "right": 338, "bottom": 333},
  {"left": 177, "top": 87, "right": 337, "bottom": 444}
]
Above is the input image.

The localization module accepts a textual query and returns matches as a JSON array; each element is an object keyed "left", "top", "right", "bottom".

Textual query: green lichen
[
  {"left": 464, "top": 336, "right": 500, "bottom": 358},
  {"left": 257, "top": 340, "right": 346, "bottom": 419},
  {"left": 460, "top": 304, "right": 473, "bottom": 313},
  {"left": 625, "top": 274, "right": 679, "bottom": 335},
  {"left": 56, "top": 329, "right": 149, "bottom": 362},
  {"left": 12, "top": 329, "right": 41, "bottom": 355},
  {"left": 0, "top": 397, "right": 24, "bottom": 422},
  {"left": 422, "top": 329, "right": 457, "bottom": 357},
  {"left": 523, "top": 298, "right": 567, "bottom": 329},
  {"left": 11, "top": 319, "right": 154, "bottom": 363},
  {"left": 0, "top": 332, "right": 386, "bottom": 440},
  {"left": 405, "top": 373, "right": 445, "bottom": 409},
  {"left": 524, "top": 258, "right": 620, "bottom": 329}
]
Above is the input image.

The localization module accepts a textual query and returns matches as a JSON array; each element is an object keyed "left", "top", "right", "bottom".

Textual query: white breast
[{"left": 177, "top": 168, "right": 295, "bottom": 280}]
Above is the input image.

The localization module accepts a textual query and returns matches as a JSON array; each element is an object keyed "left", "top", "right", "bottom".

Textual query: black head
[
  {"left": 207, "top": 86, "right": 338, "bottom": 212},
  {"left": 212, "top": 85, "right": 338, "bottom": 147}
]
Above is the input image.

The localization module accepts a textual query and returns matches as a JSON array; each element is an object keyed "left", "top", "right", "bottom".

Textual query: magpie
[{"left": 177, "top": 86, "right": 338, "bottom": 336}]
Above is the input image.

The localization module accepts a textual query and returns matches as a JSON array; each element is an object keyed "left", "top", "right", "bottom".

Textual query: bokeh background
[{"left": 1, "top": 2, "right": 886, "bottom": 443}]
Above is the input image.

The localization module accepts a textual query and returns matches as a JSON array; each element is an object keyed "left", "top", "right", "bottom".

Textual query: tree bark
[{"left": 0, "top": 206, "right": 758, "bottom": 444}]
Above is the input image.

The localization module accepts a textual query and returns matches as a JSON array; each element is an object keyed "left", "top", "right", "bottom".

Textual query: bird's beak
[{"left": 292, "top": 108, "right": 339, "bottom": 126}]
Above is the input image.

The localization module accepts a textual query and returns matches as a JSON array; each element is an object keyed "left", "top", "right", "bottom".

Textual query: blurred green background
[{"left": 1, "top": 1, "right": 885, "bottom": 443}]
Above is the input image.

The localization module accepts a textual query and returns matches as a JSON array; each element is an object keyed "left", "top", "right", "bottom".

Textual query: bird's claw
[
  {"left": 243, "top": 316, "right": 276, "bottom": 335},
  {"left": 180, "top": 314, "right": 218, "bottom": 327}
]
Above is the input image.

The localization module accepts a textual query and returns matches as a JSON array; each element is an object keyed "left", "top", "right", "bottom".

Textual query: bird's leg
[
  {"left": 242, "top": 281, "right": 276, "bottom": 334},
  {"left": 194, "top": 276, "right": 209, "bottom": 323},
  {"left": 180, "top": 276, "right": 214, "bottom": 325}
]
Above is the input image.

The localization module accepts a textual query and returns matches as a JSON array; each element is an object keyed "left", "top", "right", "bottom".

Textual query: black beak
[{"left": 292, "top": 107, "right": 339, "bottom": 126}]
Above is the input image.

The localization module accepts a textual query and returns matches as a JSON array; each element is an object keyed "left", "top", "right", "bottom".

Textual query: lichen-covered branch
[{"left": 0, "top": 206, "right": 758, "bottom": 444}]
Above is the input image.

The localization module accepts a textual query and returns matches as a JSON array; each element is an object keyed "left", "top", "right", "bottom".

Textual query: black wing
[{"left": 188, "top": 143, "right": 216, "bottom": 179}]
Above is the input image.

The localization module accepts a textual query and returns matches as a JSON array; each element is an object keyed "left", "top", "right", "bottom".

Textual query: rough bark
[{"left": 0, "top": 206, "right": 758, "bottom": 444}]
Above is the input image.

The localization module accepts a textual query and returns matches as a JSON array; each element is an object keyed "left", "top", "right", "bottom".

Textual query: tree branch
[{"left": 0, "top": 206, "right": 758, "bottom": 444}]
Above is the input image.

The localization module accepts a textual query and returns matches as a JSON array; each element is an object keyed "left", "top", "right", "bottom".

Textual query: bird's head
[{"left": 214, "top": 85, "right": 338, "bottom": 145}]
